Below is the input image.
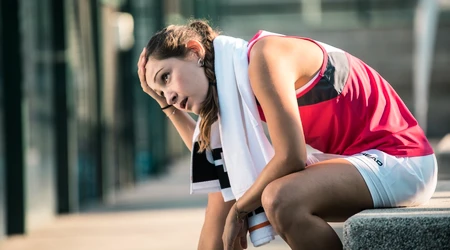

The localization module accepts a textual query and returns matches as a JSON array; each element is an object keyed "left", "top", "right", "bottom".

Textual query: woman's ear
[{"left": 186, "top": 40, "right": 205, "bottom": 59}]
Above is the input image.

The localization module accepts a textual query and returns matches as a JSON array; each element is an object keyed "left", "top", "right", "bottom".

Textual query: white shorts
[{"left": 306, "top": 149, "right": 438, "bottom": 208}]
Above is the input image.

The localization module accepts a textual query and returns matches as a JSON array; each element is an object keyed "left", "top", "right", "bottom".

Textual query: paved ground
[
  {"left": 1, "top": 147, "right": 448, "bottom": 250},
  {"left": 0, "top": 156, "right": 343, "bottom": 250}
]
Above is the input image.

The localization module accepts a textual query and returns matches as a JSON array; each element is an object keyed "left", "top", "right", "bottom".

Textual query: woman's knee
[
  {"left": 261, "top": 180, "right": 284, "bottom": 217},
  {"left": 261, "top": 179, "right": 308, "bottom": 232}
]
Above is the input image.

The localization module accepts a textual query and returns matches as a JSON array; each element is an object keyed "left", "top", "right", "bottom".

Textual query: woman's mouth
[{"left": 180, "top": 98, "right": 188, "bottom": 110}]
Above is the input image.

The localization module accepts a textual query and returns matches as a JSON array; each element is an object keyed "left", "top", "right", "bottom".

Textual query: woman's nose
[{"left": 166, "top": 92, "right": 177, "bottom": 105}]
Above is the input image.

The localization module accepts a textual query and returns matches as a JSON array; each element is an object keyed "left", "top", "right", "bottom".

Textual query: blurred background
[{"left": 0, "top": 0, "right": 449, "bottom": 247}]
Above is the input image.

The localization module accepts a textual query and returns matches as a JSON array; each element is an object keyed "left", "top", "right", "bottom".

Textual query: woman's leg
[
  {"left": 198, "top": 192, "right": 244, "bottom": 250},
  {"left": 261, "top": 158, "right": 374, "bottom": 250}
]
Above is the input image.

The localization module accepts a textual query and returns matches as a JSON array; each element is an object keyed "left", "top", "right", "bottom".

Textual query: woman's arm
[
  {"left": 138, "top": 48, "right": 196, "bottom": 150},
  {"left": 162, "top": 107, "right": 196, "bottom": 150},
  {"left": 231, "top": 36, "right": 323, "bottom": 217},
  {"left": 198, "top": 192, "right": 244, "bottom": 250}
]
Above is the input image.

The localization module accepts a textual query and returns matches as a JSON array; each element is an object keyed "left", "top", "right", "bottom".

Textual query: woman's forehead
[
  {"left": 145, "top": 58, "right": 165, "bottom": 78},
  {"left": 145, "top": 57, "right": 162, "bottom": 71},
  {"left": 146, "top": 57, "right": 174, "bottom": 72},
  {"left": 145, "top": 57, "right": 182, "bottom": 77}
]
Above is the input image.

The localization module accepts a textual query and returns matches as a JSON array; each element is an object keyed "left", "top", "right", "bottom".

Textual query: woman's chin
[{"left": 192, "top": 105, "right": 201, "bottom": 115}]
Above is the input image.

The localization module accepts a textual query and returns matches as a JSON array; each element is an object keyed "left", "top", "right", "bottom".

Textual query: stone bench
[{"left": 343, "top": 181, "right": 450, "bottom": 250}]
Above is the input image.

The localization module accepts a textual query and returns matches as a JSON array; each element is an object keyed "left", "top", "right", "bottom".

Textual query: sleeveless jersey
[{"left": 248, "top": 30, "right": 433, "bottom": 157}]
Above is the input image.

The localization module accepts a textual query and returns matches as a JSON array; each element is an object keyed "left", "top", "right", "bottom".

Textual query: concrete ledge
[{"left": 343, "top": 182, "right": 450, "bottom": 250}]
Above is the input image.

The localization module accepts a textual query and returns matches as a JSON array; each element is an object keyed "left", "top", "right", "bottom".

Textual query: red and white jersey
[{"left": 248, "top": 30, "right": 433, "bottom": 157}]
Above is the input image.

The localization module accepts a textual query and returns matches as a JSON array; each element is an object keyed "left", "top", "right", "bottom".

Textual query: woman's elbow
[
  {"left": 290, "top": 157, "right": 307, "bottom": 172},
  {"left": 276, "top": 153, "right": 306, "bottom": 172}
]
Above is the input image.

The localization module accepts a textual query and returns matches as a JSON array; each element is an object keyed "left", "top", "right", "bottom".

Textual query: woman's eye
[{"left": 161, "top": 73, "right": 169, "bottom": 83}]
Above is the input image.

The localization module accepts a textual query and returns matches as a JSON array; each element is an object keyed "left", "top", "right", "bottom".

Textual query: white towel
[
  {"left": 214, "top": 36, "right": 275, "bottom": 200},
  {"left": 189, "top": 35, "right": 276, "bottom": 247},
  {"left": 190, "top": 120, "right": 234, "bottom": 201},
  {"left": 190, "top": 118, "right": 276, "bottom": 247}
]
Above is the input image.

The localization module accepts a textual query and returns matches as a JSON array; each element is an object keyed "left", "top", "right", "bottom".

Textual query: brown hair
[{"left": 144, "top": 20, "right": 220, "bottom": 152}]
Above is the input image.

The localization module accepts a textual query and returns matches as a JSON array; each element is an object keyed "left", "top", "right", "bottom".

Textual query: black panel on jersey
[{"left": 297, "top": 52, "right": 349, "bottom": 106}]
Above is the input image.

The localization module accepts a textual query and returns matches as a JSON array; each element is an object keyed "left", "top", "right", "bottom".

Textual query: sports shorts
[{"left": 306, "top": 149, "right": 438, "bottom": 208}]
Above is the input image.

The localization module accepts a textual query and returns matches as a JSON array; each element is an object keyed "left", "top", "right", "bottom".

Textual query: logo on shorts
[{"left": 362, "top": 152, "right": 383, "bottom": 166}]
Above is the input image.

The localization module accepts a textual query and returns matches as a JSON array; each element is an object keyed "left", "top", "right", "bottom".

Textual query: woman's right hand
[{"left": 137, "top": 48, "right": 168, "bottom": 107}]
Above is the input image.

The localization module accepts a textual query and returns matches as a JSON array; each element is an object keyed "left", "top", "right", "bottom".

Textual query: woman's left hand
[{"left": 223, "top": 205, "right": 248, "bottom": 250}]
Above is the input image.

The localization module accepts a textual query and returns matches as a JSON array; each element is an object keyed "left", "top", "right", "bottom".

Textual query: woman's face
[{"left": 145, "top": 53, "right": 209, "bottom": 115}]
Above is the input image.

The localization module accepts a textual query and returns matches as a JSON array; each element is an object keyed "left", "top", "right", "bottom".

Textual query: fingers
[
  {"left": 138, "top": 72, "right": 150, "bottom": 93},
  {"left": 137, "top": 48, "right": 150, "bottom": 92},
  {"left": 223, "top": 242, "right": 234, "bottom": 250},
  {"left": 137, "top": 47, "right": 146, "bottom": 68},
  {"left": 222, "top": 234, "right": 234, "bottom": 250},
  {"left": 136, "top": 48, "right": 167, "bottom": 106},
  {"left": 238, "top": 219, "right": 248, "bottom": 249},
  {"left": 238, "top": 223, "right": 248, "bottom": 249},
  {"left": 137, "top": 48, "right": 147, "bottom": 76},
  {"left": 240, "top": 236, "right": 248, "bottom": 249}
]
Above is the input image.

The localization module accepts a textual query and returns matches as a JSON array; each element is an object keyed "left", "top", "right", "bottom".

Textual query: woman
[{"left": 137, "top": 20, "right": 437, "bottom": 250}]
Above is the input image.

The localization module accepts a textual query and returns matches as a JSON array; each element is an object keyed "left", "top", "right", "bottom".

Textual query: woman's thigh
[{"left": 263, "top": 158, "right": 374, "bottom": 222}]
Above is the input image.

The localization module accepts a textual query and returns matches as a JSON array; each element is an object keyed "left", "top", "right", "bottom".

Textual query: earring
[{"left": 197, "top": 58, "right": 204, "bottom": 67}]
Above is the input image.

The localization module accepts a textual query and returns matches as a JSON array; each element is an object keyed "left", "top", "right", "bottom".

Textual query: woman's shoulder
[
  {"left": 247, "top": 30, "right": 324, "bottom": 91},
  {"left": 248, "top": 30, "right": 319, "bottom": 64},
  {"left": 248, "top": 30, "right": 286, "bottom": 57}
]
